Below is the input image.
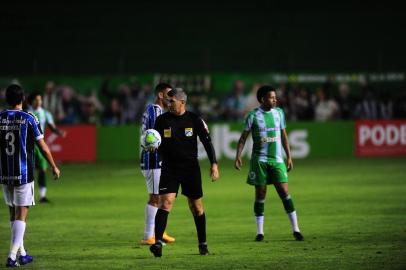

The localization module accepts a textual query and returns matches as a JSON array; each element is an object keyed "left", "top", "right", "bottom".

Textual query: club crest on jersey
[
  {"left": 164, "top": 128, "right": 171, "bottom": 138},
  {"left": 185, "top": 128, "right": 193, "bottom": 137}
]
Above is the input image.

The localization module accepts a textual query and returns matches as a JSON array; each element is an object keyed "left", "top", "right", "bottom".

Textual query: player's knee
[
  {"left": 14, "top": 207, "right": 28, "bottom": 221},
  {"left": 190, "top": 204, "right": 204, "bottom": 216},
  {"left": 275, "top": 185, "right": 289, "bottom": 199},
  {"left": 148, "top": 195, "right": 159, "bottom": 206},
  {"left": 257, "top": 192, "right": 266, "bottom": 200},
  {"left": 188, "top": 199, "right": 203, "bottom": 215},
  {"left": 278, "top": 191, "right": 289, "bottom": 200},
  {"left": 160, "top": 199, "right": 173, "bottom": 211},
  {"left": 255, "top": 186, "right": 266, "bottom": 200}
]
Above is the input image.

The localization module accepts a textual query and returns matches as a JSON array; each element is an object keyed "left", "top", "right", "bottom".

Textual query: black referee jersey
[{"left": 154, "top": 111, "right": 217, "bottom": 169}]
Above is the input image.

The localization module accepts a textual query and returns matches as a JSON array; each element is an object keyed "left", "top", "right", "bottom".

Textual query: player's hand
[
  {"left": 210, "top": 163, "right": 219, "bottom": 182},
  {"left": 52, "top": 166, "right": 61, "bottom": 180},
  {"left": 286, "top": 157, "right": 293, "bottom": 172},
  {"left": 234, "top": 157, "right": 242, "bottom": 170}
]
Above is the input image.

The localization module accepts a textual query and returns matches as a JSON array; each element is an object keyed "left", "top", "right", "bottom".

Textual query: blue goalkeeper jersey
[
  {"left": 140, "top": 104, "right": 163, "bottom": 170},
  {"left": 0, "top": 110, "right": 44, "bottom": 186}
]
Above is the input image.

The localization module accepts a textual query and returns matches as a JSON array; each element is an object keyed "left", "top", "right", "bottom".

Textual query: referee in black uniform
[{"left": 150, "top": 88, "right": 219, "bottom": 257}]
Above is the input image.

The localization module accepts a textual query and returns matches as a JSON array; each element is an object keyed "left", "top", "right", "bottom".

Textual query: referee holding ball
[{"left": 150, "top": 88, "right": 219, "bottom": 257}]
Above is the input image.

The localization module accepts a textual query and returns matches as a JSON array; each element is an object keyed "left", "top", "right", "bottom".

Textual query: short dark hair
[
  {"left": 6, "top": 84, "right": 25, "bottom": 106},
  {"left": 256, "top": 85, "right": 276, "bottom": 103},
  {"left": 27, "top": 91, "right": 42, "bottom": 105},
  {"left": 155, "top": 83, "right": 172, "bottom": 94},
  {"left": 167, "top": 88, "right": 187, "bottom": 101}
]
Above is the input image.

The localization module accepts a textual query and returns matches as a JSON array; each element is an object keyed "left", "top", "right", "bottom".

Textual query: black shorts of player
[{"left": 159, "top": 164, "right": 203, "bottom": 199}]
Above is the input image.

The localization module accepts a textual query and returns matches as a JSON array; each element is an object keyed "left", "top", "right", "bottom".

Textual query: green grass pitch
[{"left": 0, "top": 158, "right": 405, "bottom": 269}]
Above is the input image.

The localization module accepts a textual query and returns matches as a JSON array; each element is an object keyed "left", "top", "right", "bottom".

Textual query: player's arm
[
  {"left": 235, "top": 130, "right": 250, "bottom": 170},
  {"left": 281, "top": 128, "right": 293, "bottom": 172},
  {"left": 46, "top": 111, "right": 66, "bottom": 137},
  {"left": 36, "top": 139, "right": 61, "bottom": 179},
  {"left": 196, "top": 118, "right": 219, "bottom": 182},
  {"left": 235, "top": 113, "right": 253, "bottom": 170},
  {"left": 47, "top": 122, "right": 66, "bottom": 137}
]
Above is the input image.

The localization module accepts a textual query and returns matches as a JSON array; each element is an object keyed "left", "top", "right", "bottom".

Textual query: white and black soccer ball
[{"left": 141, "top": 129, "right": 162, "bottom": 150}]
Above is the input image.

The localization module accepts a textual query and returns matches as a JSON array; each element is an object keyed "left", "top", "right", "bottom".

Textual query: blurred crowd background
[
  {"left": 1, "top": 75, "right": 404, "bottom": 125},
  {"left": 1, "top": 3, "right": 405, "bottom": 126}
]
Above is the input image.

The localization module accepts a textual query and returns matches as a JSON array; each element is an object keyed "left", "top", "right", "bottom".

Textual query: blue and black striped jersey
[
  {"left": 0, "top": 110, "right": 44, "bottom": 186},
  {"left": 140, "top": 104, "right": 163, "bottom": 170}
]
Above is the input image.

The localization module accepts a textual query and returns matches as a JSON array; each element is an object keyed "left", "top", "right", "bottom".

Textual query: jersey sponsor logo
[
  {"left": 260, "top": 136, "right": 279, "bottom": 143},
  {"left": 185, "top": 128, "right": 193, "bottom": 137},
  {"left": 258, "top": 127, "right": 279, "bottom": 132},
  {"left": 1, "top": 119, "right": 26, "bottom": 124},
  {"left": 164, "top": 128, "right": 171, "bottom": 138},
  {"left": 1, "top": 175, "right": 22, "bottom": 180},
  {"left": 0, "top": 125, "right": 20, "bottom": 131}
]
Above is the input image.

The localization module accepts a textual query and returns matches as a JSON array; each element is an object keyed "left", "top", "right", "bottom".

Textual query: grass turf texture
[{"left": 1, "top": 158, "right": 405, "bottom": 269}]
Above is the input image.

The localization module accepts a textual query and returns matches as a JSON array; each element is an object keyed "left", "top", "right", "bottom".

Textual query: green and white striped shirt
[
  {"left": 244, "top": 107, "right": 286, "bottom": 163},
  {"left": 30, "top": 107, "right": 54, "bottom": 135}
]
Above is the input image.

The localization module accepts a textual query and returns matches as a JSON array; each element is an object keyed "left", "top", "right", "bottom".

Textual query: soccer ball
[{"left": 141, "top": 129, "right": 161, "bottom": 150}]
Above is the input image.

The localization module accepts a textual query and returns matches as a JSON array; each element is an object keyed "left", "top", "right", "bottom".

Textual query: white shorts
[
  {"left": 2, "top": 182, "right": 35, "bottom": 207},
  {"left": 142, "top": 169, "right": 161, "bottom": 195}
]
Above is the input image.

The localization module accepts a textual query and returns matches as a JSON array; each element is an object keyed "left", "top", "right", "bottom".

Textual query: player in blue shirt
[
  {"left": 140, "top": 83, "right": 175, "bottom": 245},
  {"left": 1, "top": 84, "right": 60, "bottom": 267}
]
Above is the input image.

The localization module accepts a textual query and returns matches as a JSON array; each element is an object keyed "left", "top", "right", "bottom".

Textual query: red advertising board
[
  {"left": 45, "top": 125, "right": 96, "bottom": 162},
  {"left": 356, "top": 120, "right": 406, "bottom": 157}
]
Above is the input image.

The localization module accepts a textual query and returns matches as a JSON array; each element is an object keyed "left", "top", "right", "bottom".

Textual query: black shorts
[{"left": 159, "top": 165, "right": 203, "bottom": 199}]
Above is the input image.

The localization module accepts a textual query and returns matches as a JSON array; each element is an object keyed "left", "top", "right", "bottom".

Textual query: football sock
[
  {"left": 19, "top": 239, "right": 27, "bottom": 256},
  {"left": 144, "top": 204, "right": 158, "bottom": 239},
  {"left": 282, "top": 195, "right": 300, "bottom": 232},
  {"left": 288, "top": 211, "right": 300, "bottom": 232},
  {"left": 9, "top": 220, "right": 26, "bottom": 260},
  {"left": 282, "top": 195, "right": 295, "bottom": 213},
  {"left": 254, "top": 200, "right": 265, "bottom": 235},
  {"left": 193, "top": 213, "right": 206, "bottom": 244},
  {"left": 154, "top": 209, "right": 169, "bottom": 242},
  {"left": 39, "top": 187, "right": 47, "bottom": 199},
  {"left": 255, "top": 216, "right": 264, "bottom": 235},
  {"left": 10, "top": 221, "right": 27, "bottom": 256},
  {"left": 254, "top": 200, "right": 265, "bottom": 216},
  {"left": 38, "top": 171, "right": 46, "bottom": 198}
]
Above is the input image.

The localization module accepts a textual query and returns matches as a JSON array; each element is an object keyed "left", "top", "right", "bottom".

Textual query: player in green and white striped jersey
[
  {"left": 28, "top": 92, "right": 66, "bottom": 203},
  {"left": 235, "top": 85, "right": 303, "bottom": 241}
]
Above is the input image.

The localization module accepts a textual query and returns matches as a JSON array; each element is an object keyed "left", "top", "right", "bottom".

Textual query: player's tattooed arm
[
  {"left": 281, "top": 129, "right": 293, "bottom": 172},
  {"left": 235, "top": 130, "right": 250, "bottom": 170}
]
